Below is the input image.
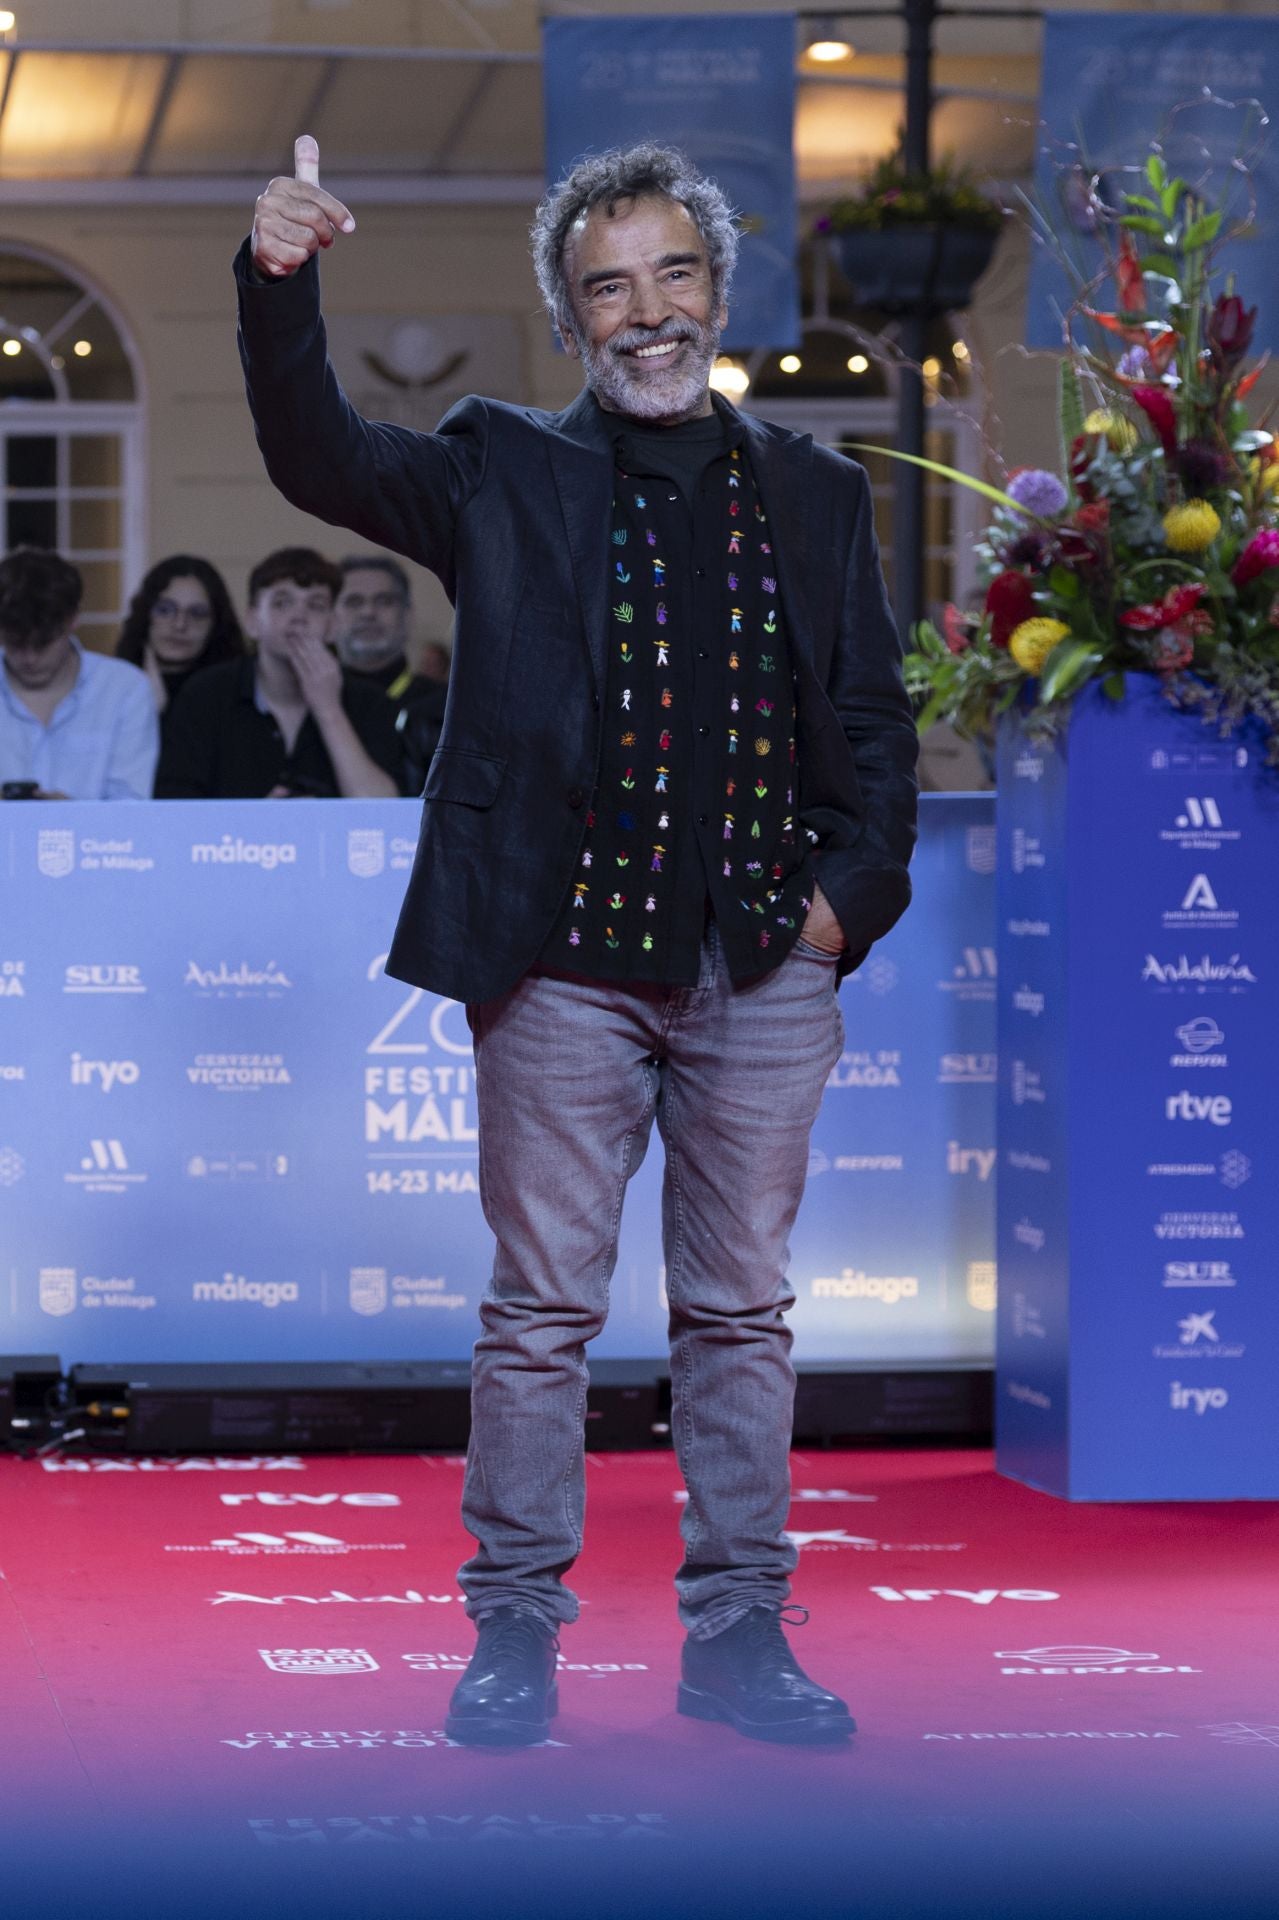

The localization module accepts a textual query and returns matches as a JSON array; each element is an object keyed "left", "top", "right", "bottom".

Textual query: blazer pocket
[{"left": 422, "top": 748, "right": 506, "bottom": 809}]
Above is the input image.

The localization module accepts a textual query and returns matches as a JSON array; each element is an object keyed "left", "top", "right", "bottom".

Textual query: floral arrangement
[
  {"left": 817, "top": 135, "right": 1004, "bottom": 235},
  {"left": 903, "top": 148, "right": 1279, "bottom": 763}
]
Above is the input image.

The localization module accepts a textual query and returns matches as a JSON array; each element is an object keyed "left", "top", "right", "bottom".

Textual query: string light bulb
[
  {"left": 805, "top": 15, "right": 854, "bottom": 62},
  {"left": 779, "top": 354, "right": 802, "bottom": 374},
  {"left": 73, "top": 339, "right": 92, "bottom": 357},
  {"left": 2, "top": 338, "right": 20, "bottom": 357},
  {"left": 708, "top": 357, "right": 749, "bottom": 396}
]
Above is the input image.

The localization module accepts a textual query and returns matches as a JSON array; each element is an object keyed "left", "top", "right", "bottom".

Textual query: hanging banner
[
  {"left": 542, "top": 12, "right": 799, "bottom": 352},
  {"left": 1026, "top": 11, "right": 1279, "bottom": 352},
  {"left": 0, "top": 798, "right": 993, "bottom": 1370}
]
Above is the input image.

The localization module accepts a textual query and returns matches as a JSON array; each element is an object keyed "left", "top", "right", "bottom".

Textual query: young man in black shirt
[
  {"left": 155, "top": 547, "right": 403, "bottom": 797},
  {"left": 331, "top": 554, "right": 446, "bottom": 793}
]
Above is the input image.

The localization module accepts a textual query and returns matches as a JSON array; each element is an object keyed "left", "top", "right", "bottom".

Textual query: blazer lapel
[
  {"left": 740, "top": 413, "right": 817, "bottom": 672},
  {"left": 541, "top": 389, "right": 615, "bottom": 701}
]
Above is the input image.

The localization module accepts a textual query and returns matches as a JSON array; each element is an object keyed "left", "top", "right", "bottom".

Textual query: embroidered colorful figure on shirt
[
  {"left": 642, "top": 932, "right": 654, "bottom": 952},
  {"left": 608, "top": 893, "right": 625, "bottom": 910},
  {"left": 569, "top": 927, "right": 581, "bottom": 947},
  {"left": 656, "top": 602, "right": 668, "bottom": 626},
  {"left": 612, "top": 529, "right": 628, "bottom": 545},
  {"left": 728, "top": 532, "right": 742, "bottom": 555},
  {"left": 654, "top": 766, "right": 669, "bottom": 792},
  {"left": 635, "top": 494, "right": 646, "bottom": 509},
  {"left": 723, "top": 814, "right": 734, "bottom": 840},
  {"left": 723, "top": 858, "right": 732, "bottom": 877},
  {"left": 655, "top": 639, "right": 669, "bottom": 666},
  {"left": 620, "top": 767, "right": 635, "bottom": 789},
  {"left": 759, "top": 653, "right": 775, "bottom": 673},
  {"left": 614, "top": 602, "right": 634, "bottom": 624},
  {"left": 730, "top": 694, "right": 739, "bottom": 713},
  {"left": 730, "top": 608, "right": 743, "bottom": 634},
  {"left": 661, "top": 687, "right": 672, "bottom": 708},
  {"left": 762, "top": 576, "right": 777, "bottom": 595},
  {"left": 763, "top": 611, "right": 777, "bottom": 635},
  {"left": 645, "top": 893, "right": 656, "bottom": 913},
  {"left": 754, "top": 780, "right": 767, "bottom": 798},
  {"left": 615, "top": 562, "right": 631, "bottom": 583},
  {"left": 646, "top": 529, "right": 657, "bottom": 546},
  {"left": 653, "top": 558, "right": 666, "bottom": 586},
  {"left": 756, "top": 697, "right": 774, "bottom": 716},
  {"left": 621, "top": 689, "right": 632, "bottom": 711},
  {"left": 755, "top": 737, "right": 771, "bottom": 756},
  {"left": 659, "top": 729, "right": 671, "bottom": 751},
  {"left": 618, "top": 810, "right": 635, "bottom": 830},
  {"left": 616, "top": 853, "right": 629, "bottom": 867},
  {"left": 620, "top": 732, "right": 636, "bottom": 747},
  {"left": 728, "top": 728, "right": 738, "bottom": 753},
  {"left": 620, "top": 641, "right": 633, "bottom": 663},
  {"left": 582, "top": 849, "right": 593, "bottom": 867},
  {"left": 651, "top": 845, "right": 665, "bottom": 871},
  {"left": 657, "top": 810, "right": 669, "bottom": 830},
  {"left": 573, "top": 883, "right": 589, "bottom": 908}
]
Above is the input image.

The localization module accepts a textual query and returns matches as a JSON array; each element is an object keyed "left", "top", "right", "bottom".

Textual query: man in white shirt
[{"left": 0, "top": 547, "right": 157, "bottom": 801}]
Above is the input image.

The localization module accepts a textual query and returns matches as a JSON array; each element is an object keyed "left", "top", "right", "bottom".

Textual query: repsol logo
[
  {"left": 71, "top": 1053, "right": 140, "bottom": 1092},
  {"left": 191, "top": 837, "right": 297, "bottom": 871},
  {"left": 193, "top": 1273, "right": 299, "bottom": 1309}
]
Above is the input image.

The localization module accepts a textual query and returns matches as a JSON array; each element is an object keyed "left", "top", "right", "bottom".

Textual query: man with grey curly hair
[{"left": 237, "top": 133, "right": 918, "bottom": 1751}]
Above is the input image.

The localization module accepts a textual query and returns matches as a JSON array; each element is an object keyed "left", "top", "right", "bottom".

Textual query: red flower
[
  {"left": 1073, "top": 500, "right": 1111, "bottom": 537},
  {"left": 1121, "top": 583, "right": 1209, "bottom": 635},
  {"left": 1206, "top": 294, "right": 1257, "bottom": 369},
  {"left": 1232, "top": 528, "right": 1279, "bottom": 589},
  {"left": 984, "top": 570, "right": 1037, "bottom": 649},
  {"left": 1130, "top": 385, "right": 1177, "bottom": 459},
  {"left": 1116, "top": 231, "right": 1146, "bottom": 316},
  {"left": 941, "top": 602, "right": 974, "bottom": 654}
]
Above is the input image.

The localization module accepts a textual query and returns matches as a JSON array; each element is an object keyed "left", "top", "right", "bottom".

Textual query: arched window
[{"left": 0, "top": 243, "right": 144, "bottom": 652}]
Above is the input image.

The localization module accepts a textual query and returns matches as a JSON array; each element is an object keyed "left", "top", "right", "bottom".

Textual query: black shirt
[
  {"left": 538, "top": 409, "right": 814, "bottom": 986},
  {"left": 349, "top": 654, "right": 447, "bottom": 796},
  {"left": 154, "top": 655, "right": 406, "bottom": 798}
]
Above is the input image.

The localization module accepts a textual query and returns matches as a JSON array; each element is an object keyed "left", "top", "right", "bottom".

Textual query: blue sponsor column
[{"left": 997, "top": 680, "right": 1279, "bottom": 1499}]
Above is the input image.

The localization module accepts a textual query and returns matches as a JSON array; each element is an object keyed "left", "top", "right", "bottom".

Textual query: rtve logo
[{"left": 1165, "top": 1091, "right": 1232, "bottom": 1125}]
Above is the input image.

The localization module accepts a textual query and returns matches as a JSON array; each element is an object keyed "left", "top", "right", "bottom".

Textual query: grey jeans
[{"left": 460, "top": 923, "right": 844, "bottom": 1638}]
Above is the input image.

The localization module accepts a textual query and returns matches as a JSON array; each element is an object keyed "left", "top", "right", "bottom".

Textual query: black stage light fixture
[
  {"left": 0, "top": 1354, "right": 66, "bottom": 1451},
  {"left": 66, "top": 1359, "right": 669, "bottom": 1455}
]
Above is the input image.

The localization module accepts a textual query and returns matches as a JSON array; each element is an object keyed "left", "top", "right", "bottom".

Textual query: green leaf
[
  {"left": 1057, "top": 359, "right": 1085, "bottom": 496},
  {"left": 1039, "top": 639, "right": 1104, "bottom": 705},
  {"left": 1048, "top": 564, "right": 1081, "bottom": 600},
  {"left": 1146, "top": 152, "right": 1167, "bottom": 191},
  {"left": 842, "top": 445, "right": 1044, "bottom": 518},
  {"left": 1139, "top": 253, "right": 1180, "bottom": 278},
  {"left": 1159, "top": 177, "right": 1187, "bottom": 218},
  {"left": 914, "top": 691, "right": 948, "bottom": 733},
  {"left": 1123, "top": 193, "right": 1160, "bottom": 214},
  {"left": 1102, "top": 671, "right": 1126, "bottom": 701},
  {"left": 1121, "top": 214, "right": 1165, "bottom": 236},
  {"left": 1183, "top": 210, "right": 1222, "bottom": 250}
]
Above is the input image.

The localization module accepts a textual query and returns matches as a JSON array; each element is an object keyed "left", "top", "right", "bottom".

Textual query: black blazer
[{"left": 236, "top": 247, "right": 919, "bottom": 1004}]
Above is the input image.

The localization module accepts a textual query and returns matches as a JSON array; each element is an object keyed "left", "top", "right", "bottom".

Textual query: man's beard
[{"left": 577, "top": 313, "right": 723, "bottom": 423}]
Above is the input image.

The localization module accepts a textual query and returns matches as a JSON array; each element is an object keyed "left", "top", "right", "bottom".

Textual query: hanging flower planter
[{"left": 831, "top": 222, "right": 999, "bottom": 314}]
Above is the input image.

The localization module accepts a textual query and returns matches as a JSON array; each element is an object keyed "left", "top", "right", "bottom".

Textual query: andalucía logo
[
  {"left": 995, "top": 1645, "right": 1201, "bottom": 1675},
  {"left": 184, "top": 960, "right": 292, "bottom": 997},
  {"left": 212, "top": 1590, "right": 455, "bottom": 1607},
  {"left": 257, "top": 1648, "right": 379, "bottom": 1675},
  {"left": 1142, "top": 952, "right": 1256, "bottom": 991}
]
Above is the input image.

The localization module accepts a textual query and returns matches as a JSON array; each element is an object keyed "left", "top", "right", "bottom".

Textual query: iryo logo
[
  {"left": 1170, "top": 1381, "right": 1228, "bottom": 1413},
  {"left": 70, "top": 1054, "right": 140, "bottom": 1092}
]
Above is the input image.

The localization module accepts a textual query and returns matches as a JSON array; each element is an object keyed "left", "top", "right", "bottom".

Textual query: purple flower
[
  {"left": 1006, "top": 468, "right": 1068, "bottom": 518},
  {"left": 1116, "top": 345, "right": 1153, "bottom": 380}
]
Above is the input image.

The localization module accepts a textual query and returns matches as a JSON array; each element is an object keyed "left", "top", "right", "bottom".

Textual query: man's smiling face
[{"left": 561, "top": 193, "right": 727, "bottom": 424}]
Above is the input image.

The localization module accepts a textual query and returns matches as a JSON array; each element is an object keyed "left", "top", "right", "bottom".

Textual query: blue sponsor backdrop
[
  {"left": 1027, "top": 11, "right": 1279, "bottom": 352},
  {"left": 996, "top": 681, "right": 1279, "bottom": 1499},
  {"left": 542, "top": 12, "right": 799, "bottom": 353},
  {"left": 0, "top": 798, "right": 994, "bottom": 1366}
]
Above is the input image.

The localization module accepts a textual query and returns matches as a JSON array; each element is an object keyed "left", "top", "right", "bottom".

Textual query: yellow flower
[
  {"left": 1247, "top": 456, "right": 1279, "bottom": 496},
  {"left": 1083, "top": 409, "right": 1138, "bottom": 455},
  {"left": 1163, "top": 500, "right": 1221, "bottom": 552},
  {"left": 1009, "top": 618, "right": 1070, "bottom": 675}
]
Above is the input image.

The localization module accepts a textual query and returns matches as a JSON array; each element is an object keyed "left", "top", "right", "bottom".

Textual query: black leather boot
[
  {"left": 678, "top": 1606, "right": 855, "bottom": 1744},
  {"left": 444, "top": 1606, "right": 560, "bottom": 1747}
]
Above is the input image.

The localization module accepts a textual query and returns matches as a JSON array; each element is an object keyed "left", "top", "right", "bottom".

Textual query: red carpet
[{"left": 2, "top": 1446, "right": 1276, "bottom": 1918}]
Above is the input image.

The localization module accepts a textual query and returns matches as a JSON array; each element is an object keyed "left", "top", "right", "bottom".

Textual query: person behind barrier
[
  {"left": 238, "top": 138, "right": 917, "bottom": 1747},
  {"left": 116, "top": 554, "right": 246, "bottom": 740},
  {"left": 155, "top": 545, "right": 403, "bottom": 798},
  {"left": 0, "top": 545, "right": 157, "bottom": 801},
  {"left": 333, "top": 554, "right": 446, "bottom": 792}
]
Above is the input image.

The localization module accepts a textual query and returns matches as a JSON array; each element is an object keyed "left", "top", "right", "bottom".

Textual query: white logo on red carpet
[
  {"left": 40, "top": 1454, "right": 305, "bottom": 1473},
  {"left": 923, "top": 1731, "right": 1179, "bottom": 1741},
  {"left": 784, "top": 1530, "right": 966, "bottom": 1553},
  {"left": 872, "top": 1587, "right": 1058, "bottom": 1604},
  {"left": 258, "top": 1648, "right": 378, "bottom": 1675},
  {"left": 996, "top": 1645, "right": 1201, "bottom": 1675},
  {"left": 165, "top": 1532, "right": 407, "bottom": 1556},
  {"left": 1204, "top": 1723, "right": 1279, "bottom": 1748},
  {"left": 217, "top": 1492, "right": 401, "bottom": 1508},
  {"left": 213, "top": 1590, "right": 457, "bottom": 1606}
]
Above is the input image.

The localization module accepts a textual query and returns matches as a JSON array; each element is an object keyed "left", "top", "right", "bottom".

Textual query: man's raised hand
[{"left": 251, "top": 135, "right": 355, "bottom": 279}]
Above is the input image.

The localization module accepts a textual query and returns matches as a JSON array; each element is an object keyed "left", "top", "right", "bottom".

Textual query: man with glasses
[
  {"left": 332, "top": 554, "right": 446, "bottom": 792},
  {"left": 0, "top": 545, "right": 157, "bottom": 800}
]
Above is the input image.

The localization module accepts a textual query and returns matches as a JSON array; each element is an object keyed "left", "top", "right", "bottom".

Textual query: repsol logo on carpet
[
  {"left": 193, "top": 1273, "right": 299, "bottom": 1308},
  {"left": 191, "top": 836, "right": 297, "bottom": 870}
]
